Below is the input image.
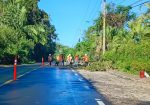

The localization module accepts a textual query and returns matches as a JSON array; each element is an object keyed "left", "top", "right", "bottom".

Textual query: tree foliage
[
  {"left": 74, "top": 3, "right": 150, "bottom": 74},
  {"left": 0, "top": 0, "right": 57, "bottom": 64}
]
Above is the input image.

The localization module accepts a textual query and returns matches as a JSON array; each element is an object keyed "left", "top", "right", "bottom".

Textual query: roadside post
[
  {"left": 42, "top": 57, "right": 44, "bottom": 66},
  {"left": 140, "top": 70, "right": 145, "bottom": 78},
  {"left": 13, "top": 57, "right": 17, "bottom": 80}
]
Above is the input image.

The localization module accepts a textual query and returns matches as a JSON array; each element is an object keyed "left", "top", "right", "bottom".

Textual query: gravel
[{"left": 77, "top": 69, "right": 150, "bottom": 105}]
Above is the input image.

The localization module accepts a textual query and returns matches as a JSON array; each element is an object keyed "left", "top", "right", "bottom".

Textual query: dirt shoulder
[{"left": 77, "top": 69, "right": 150, "bottom": 105}]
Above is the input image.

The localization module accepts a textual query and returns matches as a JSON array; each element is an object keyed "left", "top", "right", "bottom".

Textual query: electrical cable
[{"left": 131, "top": 0, "right": 150, "bottom": 8}]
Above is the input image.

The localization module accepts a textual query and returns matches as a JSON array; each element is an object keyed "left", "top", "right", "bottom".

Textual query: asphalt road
[
  {"left": 0, "top": 67, "right": 110, "bottom": 105},
  {"left": 0, "top": 64, "right": 40, "bottom": 85}
]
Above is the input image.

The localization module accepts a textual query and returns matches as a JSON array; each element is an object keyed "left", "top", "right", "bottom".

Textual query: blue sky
[{"left": 38, "top": 0, "right": 148, "bottom": 47}]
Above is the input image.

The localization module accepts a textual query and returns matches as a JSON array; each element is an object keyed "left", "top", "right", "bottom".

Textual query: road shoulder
[{"left": 77, "top": 69, "right": 150, "bottom": 105}]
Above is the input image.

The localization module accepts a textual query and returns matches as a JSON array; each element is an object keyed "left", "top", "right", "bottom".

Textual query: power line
[
  {"left": 88, "top": 0, "right": 100, "bottom": 21},
  {"left": 110, "top": 0, "right": 115, "bottom": 3},
  {"left": 76, "top": 0, "right": 100, "bottom": 34},
  {"left": 90, "top": 0, "right": 102, "bottom": 21},
  {"left": 130, "top": 0, "right": 144, "bottom": 6},
  {"left": 77, "top": 0, "right": 92, "bottom": 29},
  {"left": 82, "top": 0, "right": 92, "bottom": 22},
  {"left": 131, "top": 0, "right": 150, "bottom": 8},
  {"left": 75, "top": 0, "right": 92, "bottom": 41},
  {"left": 117, "top": 0, "right": 127, "bottom": 5}
]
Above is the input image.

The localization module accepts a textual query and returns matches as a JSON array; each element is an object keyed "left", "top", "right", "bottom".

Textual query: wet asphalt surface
[
  {"left": 0, "top": 64, "right": 40, "bottom": 85},
  {"left": 0, "top": 67, "right": 110, "bottom": 105}
]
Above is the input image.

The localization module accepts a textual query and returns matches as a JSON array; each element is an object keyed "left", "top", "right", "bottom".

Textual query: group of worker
[{"left": 48, "top": 54, "right": 89, "bottom": 66}]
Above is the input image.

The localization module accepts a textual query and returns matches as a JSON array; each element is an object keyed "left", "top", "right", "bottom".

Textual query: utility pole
[{"left": 102, "top": 0, "right": 106, "bottom": 55}]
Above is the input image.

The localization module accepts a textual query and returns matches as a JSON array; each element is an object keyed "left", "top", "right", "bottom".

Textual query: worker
[
  {"left": 61, "top": 54, "right": 65, "bottom": 66},
  {"left": 55, "top": 55, "right": 60, "bottom": 66},
  {"left": 83, "top": 54, "right": 89, "bottom": 66},
  {"left": 74, "top": 55, "right": 79, "bottom": 66},
  {"left": 48, "top": 54, "right": 52, "bottom": 66},
  {"left": 67, "top": 54, "right": 72, "bottom": 65}
]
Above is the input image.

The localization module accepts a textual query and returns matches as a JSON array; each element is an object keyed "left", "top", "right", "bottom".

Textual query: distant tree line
[{"left": 0, "top": 0, "right": 57, "bottom": 64}]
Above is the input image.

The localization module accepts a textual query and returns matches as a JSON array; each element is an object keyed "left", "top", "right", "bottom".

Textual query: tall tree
[{"left": 0, "top": 0, "right": 57, "bottom": 64}]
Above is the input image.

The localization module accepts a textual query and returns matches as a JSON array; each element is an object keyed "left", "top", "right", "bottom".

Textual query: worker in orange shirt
[
  {"left": 83, "top": 54, "right": 89, "bottom": 66},
  {"left": 74, "top": 55, "right": 79, "bottom": 66},
  {"left": 55, "top": 55, "right": 60, "bottom": 66}
]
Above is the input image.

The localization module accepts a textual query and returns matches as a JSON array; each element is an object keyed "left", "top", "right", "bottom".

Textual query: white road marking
[
  {"left": 95, "top": 99, "right": 105, "bottom": 105},
  {"left": 97, "top": 101, "right": 105, "bottom": 105},
  {"left": 84, "top": 85, "right": 90, "bottom": 89},
  {"left": 0, "top": 67, "right": 39, "bottom": 88},
  {"left": 0, "top": 80, "right": 13, "bottom": 87},
  {"left": 72, "top": 70, "right": 75, "bottom": 72},
  {"left": 78, "top": 78, "right": 83, "bottom": 81},
  {"left": 46, "top": 63, "right": 49, "bottom": 66},
  {"left": 5, "top": 80, "right": 13, "bottom": 84},
  {"left": 75, "top": 73, "right": 78, "bottom": 76},
  {"left": 95, "top": 98, "right": 101, "bottom": 101},
  {"left": 18, "top": 71, "right": 31, "bottom": 78}
]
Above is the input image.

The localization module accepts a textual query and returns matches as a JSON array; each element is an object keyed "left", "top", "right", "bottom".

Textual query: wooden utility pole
[{"left": 102, "top": 0, "right": 106, "bottom": 55}]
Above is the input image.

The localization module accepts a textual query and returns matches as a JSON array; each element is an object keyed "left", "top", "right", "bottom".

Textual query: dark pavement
[
  {"left": 0, "top": 64, "right": 40, "bottom": 85},
  {"left": 0, "top": 67, "right": 109, "bottom": 105}
]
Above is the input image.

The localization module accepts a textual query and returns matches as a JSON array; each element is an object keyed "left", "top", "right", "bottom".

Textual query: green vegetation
[
  {"left": 73, "top": 3, "right": 150, "bottom": 74},
  {"left": 0, "top": 0, "right": 57, "bottom": 64},
  {"left": 54, "top": 43, "right": 75, "bottom": 60},
  {"left": 0, "top": 0, "right": 149, "bottom": 75}
]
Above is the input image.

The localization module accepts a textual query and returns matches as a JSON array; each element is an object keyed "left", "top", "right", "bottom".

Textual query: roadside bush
[
  {"left": 101, "top": 40, "right": 150, "bottom": 75},
  {"left": 130, "top": 60, "right": 150, "bottom": 74},
  {"left": 86, "top": 61, "right": 112, "bottom": 71}
]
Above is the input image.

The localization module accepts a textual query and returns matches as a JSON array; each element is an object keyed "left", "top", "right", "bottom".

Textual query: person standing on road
[
  {"left": 55, "top": 55, "right": 60, "bottom": 66},
  {"left": 67, "top": 54, "right": 72, "bottom": 66},
  {"left": 74, "top": 55, "right": 79, "bottom": 66},
  {"left": 59, "top": 54, "right": 62, "bottom": 66},
  {"left": 83, "top": 54, "right": 89, "bottom": 66},
  {"left": 61, "top": 54, "right": 65, "bottom": 66},
  {"left": 48, "top": 54, "right": 52, "bottom": 66}
]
